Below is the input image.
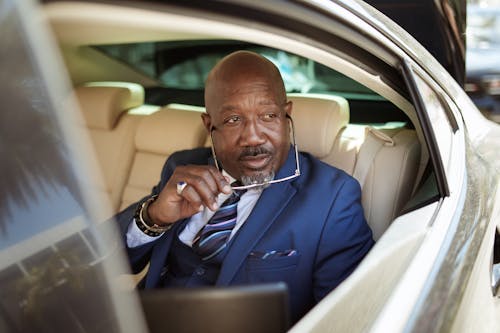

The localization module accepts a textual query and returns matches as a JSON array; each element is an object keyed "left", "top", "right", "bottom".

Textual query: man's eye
[
  {"left": 224, "top": 116, "right": 241, "bottom": 125},
  {"left": 262, "top": 113, "right": 278, "bottom": 121}
]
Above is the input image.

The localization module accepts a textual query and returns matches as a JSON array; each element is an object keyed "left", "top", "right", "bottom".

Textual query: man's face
[{"left": 203, "top": 74, "right": 291, "bottom": 184}]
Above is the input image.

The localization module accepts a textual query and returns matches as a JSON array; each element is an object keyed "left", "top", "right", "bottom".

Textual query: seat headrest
[
  {"left": 75, "top": 82, "right": 144, "bottom": 130},
  {"left": 288, "top": 94, "right": 349, "bottom": 158},
  {"left": 135, "top": 106, "right": 208, "bottom": 155}
]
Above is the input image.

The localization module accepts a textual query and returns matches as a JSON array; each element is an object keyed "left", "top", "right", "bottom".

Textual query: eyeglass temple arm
[{"left": 286, "top": 115, "right": 301, "bottom": 175}]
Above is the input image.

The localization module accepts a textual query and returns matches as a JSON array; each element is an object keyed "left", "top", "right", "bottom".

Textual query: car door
[{"left": 0, "top": 1, "right": 146, "bottom": 331}]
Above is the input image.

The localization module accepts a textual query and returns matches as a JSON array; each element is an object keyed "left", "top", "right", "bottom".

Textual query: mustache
[{"left": 239, "top": 146, "right": 272, "bottom": 159}]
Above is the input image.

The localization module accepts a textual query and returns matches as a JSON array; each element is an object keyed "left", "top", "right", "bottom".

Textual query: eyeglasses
[{"left": 209, "top": 115, "right": 301, "bottom": 190}]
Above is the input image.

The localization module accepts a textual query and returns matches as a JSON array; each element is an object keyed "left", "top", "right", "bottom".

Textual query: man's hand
[{"left": 147, "top": 165, "right": 232, "bottom": 226}]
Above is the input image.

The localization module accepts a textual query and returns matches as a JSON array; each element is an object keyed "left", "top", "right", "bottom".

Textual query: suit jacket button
[{"left": 195, "top": 267, "right": 205, "bottom": 276}]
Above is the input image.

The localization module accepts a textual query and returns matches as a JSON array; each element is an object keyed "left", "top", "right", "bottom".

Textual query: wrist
[
  {"left": 142, "top": 199, "right": 159, "bottom": 226},
  {"left": 134, "top": 195, "right": 173, "bottom": 236},
  {"left": 145, "top": 199, "right": 165, "bottom": 226}
]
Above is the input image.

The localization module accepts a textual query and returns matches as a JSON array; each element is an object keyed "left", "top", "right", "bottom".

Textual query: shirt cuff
[{"left": 126, "top": 218, "right": 163, "bottom": 248}]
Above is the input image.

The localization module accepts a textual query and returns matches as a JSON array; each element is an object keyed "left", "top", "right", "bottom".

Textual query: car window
[
  {"left": 0, "top": 2, "right": 145, "bottom": 331},
  {"left": 95, "top": 40, "right": 380, "bottom": 99},
  {"left": 95, "top": 40, "right": 410, "bottom": 125}
]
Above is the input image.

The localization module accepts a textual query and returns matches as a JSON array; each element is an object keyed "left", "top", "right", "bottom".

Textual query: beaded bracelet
[{"left": 134, "top": 195, "right": 173, "bottom": 237}]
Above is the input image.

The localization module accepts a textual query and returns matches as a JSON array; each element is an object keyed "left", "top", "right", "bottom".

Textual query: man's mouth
[
  {"left": 237, "top": 146, "right": 274, "bottom": 170},
  {"left": 239, "top": 153, "right": 271, "bottom": 170}
]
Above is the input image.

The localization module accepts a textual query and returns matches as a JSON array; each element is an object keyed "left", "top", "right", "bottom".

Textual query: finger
[
  {"left": 176, "top": 181, "right": 188, "bottom": 196},
  {"left": 180, "top": 197, "right": 204, "bottom": 215},
  {"left": 182, "top": 175, "right": 221, "bottom": 211},
  {"left": 179, "top": 183, "right": 218, "bottom": 211},
  {"left": 207, "top": 166, "right": 232, "bottom": 194},
  {"left": 174, "top": 166, "right": 227, "bottom": 207},
  {"left": 170, "top": 165, "right": 232, "bottom": 211},
  {"left": 175, "top": 165, "right": 220, "bottom": 195}
]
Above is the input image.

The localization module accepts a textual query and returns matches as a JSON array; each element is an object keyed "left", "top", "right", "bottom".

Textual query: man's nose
[{"left": 239, "top": 119, "right": 266, "bottom": 145}]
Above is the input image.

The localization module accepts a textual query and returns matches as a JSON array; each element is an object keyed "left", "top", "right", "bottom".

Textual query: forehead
[
  {"left": 205, "top": 59, "right": 286, "bottom": 116},
  {"left": 220, "top": 91, "right": 280, "bottom": 115},
  {"left": 211, "top": 78, "right": 282, "bottom": 110}
]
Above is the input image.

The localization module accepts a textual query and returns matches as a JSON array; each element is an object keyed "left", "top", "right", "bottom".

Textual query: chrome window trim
[{"left": 400, "top": 59, "right": 449, "bottom": 197}]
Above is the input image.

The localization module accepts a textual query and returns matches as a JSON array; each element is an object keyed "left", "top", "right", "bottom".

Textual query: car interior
[
  {"left": 43, "top": 1, "right": 442, "bottom": 331},
  {"left": 74, "top": 82, "right": 421, "bottom": 240}
]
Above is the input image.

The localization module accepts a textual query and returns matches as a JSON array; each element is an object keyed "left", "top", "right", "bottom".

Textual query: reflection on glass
[
  {"left": 0, "top": 1, "right": 143, "bottom": 332},
  {"left": 0, "top": 4, "right": 83, "bottom": 247},
  {"left": 95, "top": 40, "right": 382, "bottom": 100},
  {"left": 413, "top": 74, "right": 454, "bottom": 169},
  {"left": 0, "top": 230, "right": 119, "bottom": 332}
]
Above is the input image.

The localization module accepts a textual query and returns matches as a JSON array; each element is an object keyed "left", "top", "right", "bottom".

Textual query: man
[{"left": 116, "top": 51, "right": 374, "bottom": 323}]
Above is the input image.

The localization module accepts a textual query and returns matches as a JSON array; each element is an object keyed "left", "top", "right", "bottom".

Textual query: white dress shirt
[{"left": 126, "top": 172, "right": 262, "bottom": 248}]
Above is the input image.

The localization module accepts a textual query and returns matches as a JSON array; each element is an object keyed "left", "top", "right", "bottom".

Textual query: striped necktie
[{"left": 192, "top": 189, "right": 245, "bottom": 261}]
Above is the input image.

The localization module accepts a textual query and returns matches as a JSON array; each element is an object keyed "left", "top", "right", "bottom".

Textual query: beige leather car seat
[
  {"left": 120, "top": 106, "right": 208, "bottom": 210},
  {"left": 76, "top": 81, "right": 420, "bottom": 241},
  {"left": 75, "top": 82, "right": 145, "bottom": 212},
  {"left": 352, "top": 126, "right": 421, "bottom": 239},
  {"left": 288, "top": 94, "right": 421, "bottom": 240}
]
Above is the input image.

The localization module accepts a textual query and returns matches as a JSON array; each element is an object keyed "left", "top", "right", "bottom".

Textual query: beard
[
  {"left": 240, "top": 170, "right": 275, "bottom": 189},
  {"left": 238, "top": 145, "right": 275, "bottom": 189}
]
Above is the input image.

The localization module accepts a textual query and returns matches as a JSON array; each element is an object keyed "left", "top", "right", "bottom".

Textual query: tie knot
[
  {"left": 223, "top": 189, "right": 245, "bottom": 207},
  {"left": 233, "top": 188, "right": 247, "bottom": 196},
  {"left": 231, "top": 180, "right": 243, "bottom": 187},
  {"left": 231, "top": 181, "right": 247, "bottom": 197}
]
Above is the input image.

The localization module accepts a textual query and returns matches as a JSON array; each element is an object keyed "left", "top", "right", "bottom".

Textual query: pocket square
[{"left": 249, "top": 249, "right": 297, "bottom": 259}]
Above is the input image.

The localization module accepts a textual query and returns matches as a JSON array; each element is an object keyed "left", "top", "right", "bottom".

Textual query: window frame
[{"left": 400, "top": 59, "right": 450, "bottom": 198}]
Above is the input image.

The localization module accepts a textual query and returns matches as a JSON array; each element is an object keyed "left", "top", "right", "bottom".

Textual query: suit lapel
[
  {"left": 145, "top": 219, "right": 188, "bottom": 287},
  {"left": 216, "top": 147, "right": 300, "bottom": 285}
]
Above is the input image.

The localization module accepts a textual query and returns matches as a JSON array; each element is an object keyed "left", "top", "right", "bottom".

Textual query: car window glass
[
  {"left": 95, "top": 41, "right": 413, "bottom": 125},
  {"left": 0, "top": 2, "right": 144, "bottom": 331},
  {"left": 95, "top": 41, "right": 383, "bottom": 99},
  {"left": 413, "top": 74, "right": 453, "bottom": 170}
]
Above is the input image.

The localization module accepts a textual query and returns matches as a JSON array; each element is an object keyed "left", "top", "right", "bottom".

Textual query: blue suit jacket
[{"left": 116, "top": 147, "right": 374, "bottom": 321}]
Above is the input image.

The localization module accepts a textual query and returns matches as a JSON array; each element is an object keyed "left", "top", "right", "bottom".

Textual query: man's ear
[
  {"left": 284, "top": 100, "right": 293, "bottom": 117},
  {"left": 201, "top": 113, "right": 212, "bottom": 132}
]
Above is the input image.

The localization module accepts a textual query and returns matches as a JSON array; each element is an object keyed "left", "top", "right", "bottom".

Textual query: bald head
[{"left": 204, "top": 51, "right": 286, "bottom": 114}]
